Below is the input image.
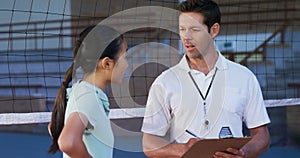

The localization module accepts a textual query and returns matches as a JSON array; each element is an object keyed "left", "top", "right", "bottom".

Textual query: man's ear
[
  {"left": 98, "top": 57, "right": 114, "bottom": 70},
  {"left": 210, "top": 23, "right": 220, "bottom": 39}
]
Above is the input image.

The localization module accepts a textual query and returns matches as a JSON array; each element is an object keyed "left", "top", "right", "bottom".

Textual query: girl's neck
[{"left": 83, "top": 73, "right": 108, "bottom": 91}]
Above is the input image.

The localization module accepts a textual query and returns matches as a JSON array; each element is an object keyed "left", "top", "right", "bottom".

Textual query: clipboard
[{"left": 182, "top": 137, "right": 251, "bottom": 158}]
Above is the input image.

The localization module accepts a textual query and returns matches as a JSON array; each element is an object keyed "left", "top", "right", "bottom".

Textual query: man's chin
[{"left": 185, "top": 51, "right": 201, "bottom": 58}]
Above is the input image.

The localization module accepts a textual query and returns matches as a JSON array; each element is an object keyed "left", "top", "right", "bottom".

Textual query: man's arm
[
  {"left": 241, "top": 125, "right": 270, "bottom": 157},
  {"left": 143, "top": 133, "right": 197, "bottom": 158},
  {"left": 214, "top": 125, "right": 270, "bottom": 158}
]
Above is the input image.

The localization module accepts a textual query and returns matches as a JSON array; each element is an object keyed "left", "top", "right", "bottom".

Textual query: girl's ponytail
[{"left": 48, "top": 63, "right": 73, "bottom": 154}]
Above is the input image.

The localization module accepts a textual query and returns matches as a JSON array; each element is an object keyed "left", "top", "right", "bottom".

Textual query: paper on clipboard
[{"left": 182, "top": 137, "right": 251, "bottom": 158}]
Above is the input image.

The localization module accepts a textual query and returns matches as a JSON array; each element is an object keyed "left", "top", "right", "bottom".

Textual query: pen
[{"left": 185, "top": 129, "right": 202, "bottom": 139}]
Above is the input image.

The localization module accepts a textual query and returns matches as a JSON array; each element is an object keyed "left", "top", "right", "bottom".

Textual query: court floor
[{"left": 0, "top": 132, "right": 299, "bottom": 158}]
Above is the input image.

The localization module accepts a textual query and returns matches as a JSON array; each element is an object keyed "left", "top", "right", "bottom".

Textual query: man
[{"left": 141, "top": 0, "right": 270, "bottom": 157}]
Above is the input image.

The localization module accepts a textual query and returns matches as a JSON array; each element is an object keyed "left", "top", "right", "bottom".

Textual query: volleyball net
[{"left": 0, "top": 0, "right": 300, "bottom": 148}]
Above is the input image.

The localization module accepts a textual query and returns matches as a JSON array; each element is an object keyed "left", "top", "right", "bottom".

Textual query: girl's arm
[{"left": 58, "top": 112, "right": 92, "bottom": 158}]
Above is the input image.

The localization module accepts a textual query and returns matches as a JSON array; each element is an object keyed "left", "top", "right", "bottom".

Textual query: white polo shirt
[{"left": 141, "top": 52, "right": 270, "bottom": 143}]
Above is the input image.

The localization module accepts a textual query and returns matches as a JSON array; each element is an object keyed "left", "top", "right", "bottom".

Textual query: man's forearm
[
  {"left": 144, "top": 143, "right": 188, "bottom": 158},
  {"left": 242, "top": 126, "right": 270, "bottom": 158},
  {"left": 143, "top": 133, "right": 195, "bottom": 158}
]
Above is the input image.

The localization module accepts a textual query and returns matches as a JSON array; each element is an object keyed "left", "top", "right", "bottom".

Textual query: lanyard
[{"left": 188, "top": 68, "right": 218, "bottom": 127}]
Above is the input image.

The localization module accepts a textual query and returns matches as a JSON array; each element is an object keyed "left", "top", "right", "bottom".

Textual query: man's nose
[{"left": 181, "top": 31, "right": 192, "bottom": 40}]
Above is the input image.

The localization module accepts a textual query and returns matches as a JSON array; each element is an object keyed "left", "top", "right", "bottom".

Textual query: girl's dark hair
[
  {"left": 177, "top": 0, "right": 221, "bottom": 32},
  {"left": 48, "top": 25, "right": 124, "bottom": 154}
]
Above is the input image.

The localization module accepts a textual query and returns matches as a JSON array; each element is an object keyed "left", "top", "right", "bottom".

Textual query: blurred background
[{"left": 0, "top": 0, "right": 300, "bottom": 157}]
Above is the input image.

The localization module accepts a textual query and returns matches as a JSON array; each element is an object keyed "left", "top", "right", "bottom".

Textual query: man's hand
[
  {"left": 186, "top": 138, "right": 198, "bottom": 148},
  {"left": 143, "top": 133, "right": 198, "bottom": 158},
  {"left": 213, "top": 148, "right": 245, "bottom": 158},
  {"left": 182, "top": 138, "right": 198, "bottom": 155}
]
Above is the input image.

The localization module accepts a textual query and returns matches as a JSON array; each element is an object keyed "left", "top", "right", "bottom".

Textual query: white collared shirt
[{"left": 141, "top": 52, "right": 270, "bottom": 143}]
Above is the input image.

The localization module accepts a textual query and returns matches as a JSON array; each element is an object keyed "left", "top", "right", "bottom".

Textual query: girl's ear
[
  {"left": 210, "top": 23, "right": 220, "bottom": 39},
  {"left": 98, "top": 57, "right": 115, "bottom": 70}
]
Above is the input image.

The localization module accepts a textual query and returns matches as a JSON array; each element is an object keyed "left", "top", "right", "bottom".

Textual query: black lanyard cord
[
  {"left": 188, "top": 68, "right": 218, "bottom": 101},
  {"left": 188, "top": 68, "right": 218, "bottom": 127}
]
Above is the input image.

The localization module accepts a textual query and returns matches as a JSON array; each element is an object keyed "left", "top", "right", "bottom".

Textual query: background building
[{"left": 0, "top": 0, "right": 299, "bottom": 157}]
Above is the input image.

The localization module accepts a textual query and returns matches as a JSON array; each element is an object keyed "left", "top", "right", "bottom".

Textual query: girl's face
[{"left": 111, "top": 40, "right": 128, "bottom": 84}]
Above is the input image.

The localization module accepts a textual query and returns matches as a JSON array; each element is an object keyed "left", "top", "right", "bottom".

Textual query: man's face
[{"left": 179, "top": 12, "right": 214, "bottom": 58}]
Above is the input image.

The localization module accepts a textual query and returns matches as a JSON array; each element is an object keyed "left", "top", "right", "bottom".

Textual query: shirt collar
[
  {"left": 81, "top": 81, "right": 110, "bottom": 116},
  {"left": 80, "top": 80, "right": 109, "bottom": 102},
  {"left": 69, "top": 80, "right": 110, "bottom": 116},
  {"left": 215, "top": 50, "right": 228, "bottom": 71},
  {"left": 177, "top": 50, "right": 228, "bottom": 73}
]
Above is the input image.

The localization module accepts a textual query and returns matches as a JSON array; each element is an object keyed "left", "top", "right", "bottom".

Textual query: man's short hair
[{"left": 177, "top": 0, "right": 221, "bottom": 31}]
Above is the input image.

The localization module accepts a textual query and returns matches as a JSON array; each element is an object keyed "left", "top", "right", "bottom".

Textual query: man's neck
[{"left": 187, "top": 50, "right": 219, "bottom": 75}]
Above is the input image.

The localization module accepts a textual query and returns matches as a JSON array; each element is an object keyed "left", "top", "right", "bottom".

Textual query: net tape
[{"left": 0, "top": 98, "right": 299, "bottom": 125}]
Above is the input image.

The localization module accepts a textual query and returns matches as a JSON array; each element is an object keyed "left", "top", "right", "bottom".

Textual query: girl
[{"left": 48, "top": 25, "right": 128, "bottom": 158}]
